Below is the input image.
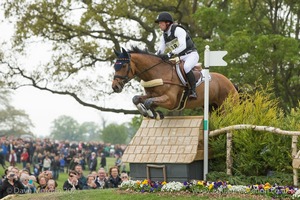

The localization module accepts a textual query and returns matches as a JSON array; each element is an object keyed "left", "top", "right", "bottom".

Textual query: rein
[
  {"left": 133, "top": 60, "right": 166, "bottom": 80},
  {"left": 132, "top": 59, "right": 184, "bottom": 87}
]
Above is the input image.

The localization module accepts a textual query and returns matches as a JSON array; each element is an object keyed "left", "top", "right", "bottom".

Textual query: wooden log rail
[{"left": 209, "top": 124, "right": 300, "bottom": 186}]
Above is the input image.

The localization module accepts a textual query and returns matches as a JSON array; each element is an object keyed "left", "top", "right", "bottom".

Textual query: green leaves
[
  {"left": 101, "top": 123, "right": 129, "bottom": 144},
  {"left": 209, "top": 86, "right": 296, "bottom": 176}
]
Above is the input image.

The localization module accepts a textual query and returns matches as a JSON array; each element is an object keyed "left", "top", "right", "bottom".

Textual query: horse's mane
[{"left": 128, "top": 46, "right": 160, "bottom": 58}]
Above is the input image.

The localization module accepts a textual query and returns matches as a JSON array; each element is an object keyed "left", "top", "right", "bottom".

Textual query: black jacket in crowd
[{"left": 0, "top": 178, "right": 25, "bottom": 198}]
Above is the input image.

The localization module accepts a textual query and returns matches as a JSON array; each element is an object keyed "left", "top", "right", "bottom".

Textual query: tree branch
[{"left": 8, "top": 64, "right": 140, "bottom": 115}]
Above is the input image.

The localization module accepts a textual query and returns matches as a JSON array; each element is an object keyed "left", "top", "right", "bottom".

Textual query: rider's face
[{"left": 158, "top": 21, "right": 168, "bottom": 32}]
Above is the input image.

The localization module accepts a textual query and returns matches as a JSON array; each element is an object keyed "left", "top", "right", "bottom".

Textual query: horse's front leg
[
  {"left": 132, "top": 95, "right": 150, "bottom": 117},
  {"left": 142, "top": 95, "right": 172, "bottom": 120}
]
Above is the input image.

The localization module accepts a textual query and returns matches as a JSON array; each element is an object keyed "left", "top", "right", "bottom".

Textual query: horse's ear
[
  {"left": 114, "top": 49, "right": 121, "bottom": 57},
  {"left": 122, "top": 47, "right": 127, "bottom": 53},
  {"left": 121, "top": 47, "right": 129, "bottom": 58}
]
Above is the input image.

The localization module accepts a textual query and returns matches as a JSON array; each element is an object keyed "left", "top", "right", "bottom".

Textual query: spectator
[
  {"left": 65, "top": 150, "right": 72, "bottom": 173},
  {"left": 109, "top": 145, "right": 115, "bottom": 157},
  {"left": 11, "top": 167, "right": 20, "bottom": 180},
  {"left": 45, "top": 179, "right": 57, "bottom": 192},
  {"left": 83, "top": 175, "right": 97, "bottom": 190},
  {"left": 25, "top": 163, "right": 32, "bottom": 175},
  {"left": 28, "top": 175, "right": 37, "bottom": 193},
  {"left": 74, "top": 164, "right": 87, "bottom": 188},
  {"left": 1, "top": 142, "right": 8, "bottom": 159},
  {"left": 100, "top": 153, "right": 106, "bottom": 169},
  {"left": 115, "top": 153, "right": 123, "bottom": 172},
  {"left": 51, "top": 155, "right": 60, "bottom": 180},
  {"left": 8, "top": 150, "right": 17, "bottom": 167},
  {"left": 16, "top": 145, "right": 22, "bottom": 164},
  {"left": 63, "top": 170, "right": 82, "bottom": 191},
  {"left": 79, "top": 154, "right": 86, "bottom": 170},
  {"left": 105, "top": 166, "right": 122, "bottom": 188},
  {"left": 89, "top": 152, "right": 97, "bottom": 173},
  {"left": 19, "top": 169, "right": 30, "bottom": 178},
  {"left": 59, "top": 155, "right": 65, "bottom": 173},
  {"left": 0, "top": 148, "right": 7, "bottom": 169},
  {"left": 43, "top": 155, "right": 51, "bottom": 171},
  {"left": 43, "top": 170, "right": 55, "bottom": 183},
  {"left": 120, "top": 172, "right": 129, "bottom": 182},
  {"left": 0, "top": 170, "right": 25, "bottom": 198},
  {"left": 21, "top": 148, "right": 29, "bottom": 169},
  {"left": 90, "top": 171, "right": 98, "bottom": 178},
  {"left": 36, "top": 176, "right": 47, "bottom": 193},
  {"left": 69, "top": 156, "right": 79, "bottom": 171},
  {"left": 20, "top": 174, "right": 31, "bottom": 193},
  {"left": 33, "top": 164, "right": 40, "bottom": 178},
  {"left": 32, "top": 152, "right": 38, "bottom": 166},
  {"left": 95, "top": 167, "right": 108, "bottom": 189},
  {"left": 37, "top": 153, "right": 44, "bottom": 171}
]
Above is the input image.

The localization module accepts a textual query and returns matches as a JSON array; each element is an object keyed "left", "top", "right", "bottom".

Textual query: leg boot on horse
[{"left": 186, "top": 71, "right": 197, "bottom": 99}]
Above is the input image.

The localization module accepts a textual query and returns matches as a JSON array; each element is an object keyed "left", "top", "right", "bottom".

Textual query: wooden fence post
[
  {"left": 226, "top": 131, "right": 232, "bottom": 175},
  {"left": 292, "top": 135, "right": 298, "bottom": 186}
]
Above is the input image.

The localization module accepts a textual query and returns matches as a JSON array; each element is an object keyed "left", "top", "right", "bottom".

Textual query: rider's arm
[
  {"left": 156, "top": 35, "right": 166, "bottom": 55},
  {"left": 171, "top": 26, "right": 187, "bottom": 55}
]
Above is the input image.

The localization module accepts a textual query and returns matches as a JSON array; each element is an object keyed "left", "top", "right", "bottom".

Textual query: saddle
[
  {"left": 169, "top": 59, "right": 205, "bottom": 87},
  {"left": 168, "top": 59, "right": 210, "bottom": 111}
]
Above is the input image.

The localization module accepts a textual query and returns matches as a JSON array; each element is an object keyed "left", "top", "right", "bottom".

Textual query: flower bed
[{"left": 119, "top": 180, "right": 300, "bottom": 199}]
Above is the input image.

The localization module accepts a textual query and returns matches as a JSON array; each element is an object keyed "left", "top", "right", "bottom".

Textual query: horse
[{"left": 112, "top": 47, "right": 239, "bottom": 119}]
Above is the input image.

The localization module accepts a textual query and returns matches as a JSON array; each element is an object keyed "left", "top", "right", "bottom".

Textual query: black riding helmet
[{"left": 155, "top": 12, "right": 173, "bottom": 23}]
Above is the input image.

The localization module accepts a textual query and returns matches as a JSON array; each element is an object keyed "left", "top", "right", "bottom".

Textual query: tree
[
  {"left": 0, "top": 84, "right": 34, "bottom": 136},
  {"left": 78, "top": 121, "right": 101, "bottom": 142},
  {"left": 209, "top": 85, "right": 291, "bottom": 176},
  {"left": 101, "top": 123, "right": 128, "bottom": 144},
  {"left": 0, "top": 0, "right": 200, "bottom": 115},
  {"left": 0, "top": 0, "right": 299, "bottom": 115},
  {"left": 127, "top": 115, "right": 143, "bottom": 140},
  {"left": 50, "top": 115, "right": 81, "bottom": 141},
  {"left": 193, "top": 0, "right": 300, "bottom": 112}
]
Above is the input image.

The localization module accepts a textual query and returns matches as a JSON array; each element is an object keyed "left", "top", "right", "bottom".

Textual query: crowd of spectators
[{"left": 0, "top": 136, "right": 128, "bottom": 198}]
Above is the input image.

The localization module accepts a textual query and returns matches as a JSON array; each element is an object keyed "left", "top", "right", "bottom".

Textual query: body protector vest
[{"left": 163, "top": 24, "right": 196, "bottom": 56}]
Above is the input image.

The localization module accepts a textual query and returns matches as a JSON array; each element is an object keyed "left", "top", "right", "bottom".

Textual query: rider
[{"left": 155, "top": 12, "right": 199, "bottom": 99}]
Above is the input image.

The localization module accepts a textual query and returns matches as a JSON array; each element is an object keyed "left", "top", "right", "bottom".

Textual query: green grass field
[{"left": 10, "top": 189, "right": 273, "bottom": 200}]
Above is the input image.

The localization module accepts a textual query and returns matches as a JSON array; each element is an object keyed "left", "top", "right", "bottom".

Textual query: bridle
[{"left": 113, "top": 57, "right": 131, "bottom": 84}]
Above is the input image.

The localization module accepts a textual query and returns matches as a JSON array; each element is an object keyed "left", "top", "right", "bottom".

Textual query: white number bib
[{"left": 165, "top": 38, "right": 179, "bottom": 53}]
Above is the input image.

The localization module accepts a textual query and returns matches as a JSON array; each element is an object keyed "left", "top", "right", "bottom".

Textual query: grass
[{"left": 9, "top": 189, "right": 273, "bottom": 200}]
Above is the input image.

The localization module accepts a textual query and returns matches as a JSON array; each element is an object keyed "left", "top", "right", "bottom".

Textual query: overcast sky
[{"left": 0, "top": 10, "right": 136, "bottom": 137}]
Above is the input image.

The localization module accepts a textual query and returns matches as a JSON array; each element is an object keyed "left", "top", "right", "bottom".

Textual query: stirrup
[{"left": 189, "top": 91, "right": 197, "bottom": 99}]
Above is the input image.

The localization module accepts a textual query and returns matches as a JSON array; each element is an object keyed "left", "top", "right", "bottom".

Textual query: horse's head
[{"left": 112, "top": 48, "right": 132, "bottom": 93}]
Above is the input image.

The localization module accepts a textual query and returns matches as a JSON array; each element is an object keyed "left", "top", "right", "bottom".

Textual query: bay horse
[{"left": 112, "top": 47, "right": 238, "bottom": 119}]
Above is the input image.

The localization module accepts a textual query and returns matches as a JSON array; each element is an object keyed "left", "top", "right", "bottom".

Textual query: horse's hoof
[
  {"left": 156, "top": 111, "right": 164, "bottom": 120},
  {"left": 136, "top": 103, "right": 148, "bottom": 117}
]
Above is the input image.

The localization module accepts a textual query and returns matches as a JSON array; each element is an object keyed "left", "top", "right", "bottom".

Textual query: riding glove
[{"left": 162, "top": 52, "right": 174, "bottom": 60}]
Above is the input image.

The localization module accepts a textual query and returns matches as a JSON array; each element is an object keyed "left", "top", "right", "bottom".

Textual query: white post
[{"left": 203, "top": 45, "right": 210, "bottom": 180}]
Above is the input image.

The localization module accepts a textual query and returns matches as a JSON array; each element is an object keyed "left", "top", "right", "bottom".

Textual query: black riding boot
[{"left": 186, "top": 71, "right": 197, "bottom": 99}]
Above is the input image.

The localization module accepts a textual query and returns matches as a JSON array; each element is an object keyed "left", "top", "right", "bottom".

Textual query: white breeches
[{"left": 180, "top": 51, "right": 200, "bottom": 73}]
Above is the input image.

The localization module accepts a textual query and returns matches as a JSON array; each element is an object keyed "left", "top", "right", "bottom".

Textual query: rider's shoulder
[{"left": 172, "top": 23, "right": 187, "bottom": 31}]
